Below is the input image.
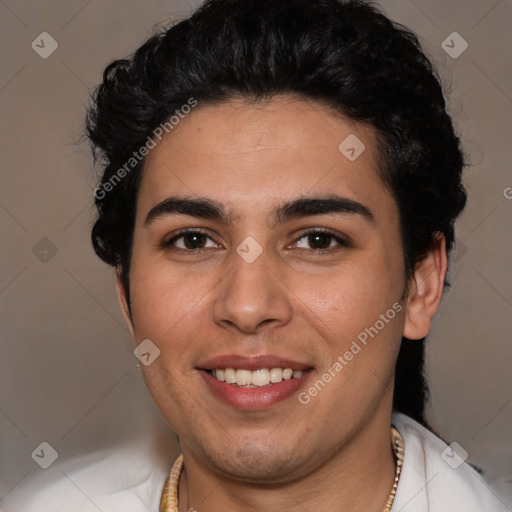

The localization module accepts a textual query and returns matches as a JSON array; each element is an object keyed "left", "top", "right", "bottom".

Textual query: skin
[{"left": 115, "top": 95, "right": 447, "bottom": 511}]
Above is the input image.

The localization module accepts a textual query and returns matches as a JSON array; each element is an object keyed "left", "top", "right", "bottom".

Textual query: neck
[{"left": 177, "top": 410, "right": 396, "bottom": 512}]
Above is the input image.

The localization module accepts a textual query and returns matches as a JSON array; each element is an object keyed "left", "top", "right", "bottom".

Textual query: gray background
[{"left": 1, "top": 0, "right": 511, "bottom": 506}]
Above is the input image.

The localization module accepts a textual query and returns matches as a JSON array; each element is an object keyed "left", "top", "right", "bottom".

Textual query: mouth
[
  {"left": 204, "top": 367, "right": 307, "bottom": 387},
  {"left": 196, "top": 355, "right": 314, "bottom": 410}
]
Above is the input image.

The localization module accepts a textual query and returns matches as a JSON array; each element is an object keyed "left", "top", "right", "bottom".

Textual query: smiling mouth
[{"left": 205, "top": 367, "right": 311, "bottom": 387}]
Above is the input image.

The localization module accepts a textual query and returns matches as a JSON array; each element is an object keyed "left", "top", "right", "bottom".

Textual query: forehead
[{"left": 137, "top": 95, "right": 393, "bottom": 221}]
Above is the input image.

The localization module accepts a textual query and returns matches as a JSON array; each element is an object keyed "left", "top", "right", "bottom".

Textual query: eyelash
[{"left": 161, "top": 228, "right": 351, "bottom": 255}]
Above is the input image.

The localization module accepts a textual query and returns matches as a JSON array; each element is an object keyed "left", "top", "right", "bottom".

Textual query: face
[{"left": 120, "top": 96, "right": 411, "bottom": 482}]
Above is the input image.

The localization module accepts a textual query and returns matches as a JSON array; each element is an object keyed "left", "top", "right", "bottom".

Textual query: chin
[{"left": 191, "top": 437, "right": 317, "bottom": 484}]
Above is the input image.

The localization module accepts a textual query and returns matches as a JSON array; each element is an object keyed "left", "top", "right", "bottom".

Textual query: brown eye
[
  {"left": 293, "top": 230, "right": 350, "bottom": 252},
  {"left": 307, "top": 233, "right": 333, "bottom": 250},
  {"left": 162, "top": 230, "right": 220, "bottom": 252},
  {"left": 179, "top": 232, "right": 208, "bottom": 250}
]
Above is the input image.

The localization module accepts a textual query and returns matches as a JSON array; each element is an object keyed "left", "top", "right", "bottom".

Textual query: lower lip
[{"left": 199, "top": 370, "right": 312, "bottom": 410}]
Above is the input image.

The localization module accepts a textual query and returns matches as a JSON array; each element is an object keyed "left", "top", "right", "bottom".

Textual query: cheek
[
  {"left": 306, "top": 266, "right": 404, "bottom": 395},
  {"left": 301, "top": 258, "right": 400, "bottom": 330},
  {"left": 128, "top": 256, "right": 216, "bottom": 343},
  {"left": 308, "top": 276, "right": 404, "bottom": 409}
]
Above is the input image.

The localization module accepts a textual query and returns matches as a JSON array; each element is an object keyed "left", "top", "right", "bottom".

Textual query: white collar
[{"left": 391, "top": 412, "right": 509, "bottom": 511}]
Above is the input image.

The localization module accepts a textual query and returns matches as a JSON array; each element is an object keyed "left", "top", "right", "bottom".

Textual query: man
[
  {"left": 87, "top": 0, "right": 508, "bottom": 510},
  {"left": 6, "top": 0, "right": 508, "bottom": 510}
]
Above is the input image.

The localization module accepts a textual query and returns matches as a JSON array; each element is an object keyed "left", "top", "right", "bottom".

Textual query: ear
[
  {"left": 403, "top": 233, "right": 448, "bottom": 340},
  {"left": 114, "top": 267, "right": 136, "bottom": 340}
]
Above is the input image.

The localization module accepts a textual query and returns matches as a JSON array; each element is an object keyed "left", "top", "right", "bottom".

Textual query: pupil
[
  {"left": 184, "top": 233, "right": 206, "bottom": 249},
  {"left": 309, "top": 233, "right": 331, "bottom": 249}
]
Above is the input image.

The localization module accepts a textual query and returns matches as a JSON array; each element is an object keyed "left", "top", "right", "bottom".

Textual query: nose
[{"left": 212, "top": 246, "right": 293, "bottom": 334}]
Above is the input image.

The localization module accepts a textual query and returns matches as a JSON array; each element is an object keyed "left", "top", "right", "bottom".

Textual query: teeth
[
  {"left": 269, "top": 368, "right": 283, "bottom": 383},
  {"left": 224, "top": 368, "right": 237, "bottom": 384},
  {"left": 210, "top": 367, "right": 304, "bottom": 387},
  {"left": 236, "top": 369, "right": 252, "bottom": 386},
  {"left": 282, "top": 368, "right": 293, "bottom": 380},
  {"left": 252, "top": 368, "right": 270, "bottom": 386}
]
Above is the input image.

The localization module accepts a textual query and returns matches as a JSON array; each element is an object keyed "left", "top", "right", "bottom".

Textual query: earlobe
[
  {"left": 114, "top": 268, "right": 136, "bottom": 340},
  {"left": 403, "top": 233, "right": 448, "bottom": 340}
]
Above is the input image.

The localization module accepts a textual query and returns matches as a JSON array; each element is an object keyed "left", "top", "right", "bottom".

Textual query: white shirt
[
  {"left": 2, "top": 413, "right": 509, "bottom": 511},
  {"left": 390, "top": 412, "right": 510, "bottom": 511}
]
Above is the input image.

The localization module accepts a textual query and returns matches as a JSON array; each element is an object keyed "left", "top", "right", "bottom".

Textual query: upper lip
[{"left": 197, "top": 354, "right": 312, "bottom": 371}]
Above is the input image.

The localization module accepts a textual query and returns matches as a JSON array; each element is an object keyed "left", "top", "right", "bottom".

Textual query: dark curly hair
[{"left": 86, "top": 0, "right": 467, "bottom": 426}]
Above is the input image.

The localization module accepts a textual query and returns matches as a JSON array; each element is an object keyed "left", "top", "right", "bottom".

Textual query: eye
[
  {"left": 162, "top": 229, "right": 221, "bottom": 252},
  {"left": 291, "top": 229, "right": 350, "bottom": 253},
  {"left": 161, "top": 228, "right": 350, "bottom": 255}
]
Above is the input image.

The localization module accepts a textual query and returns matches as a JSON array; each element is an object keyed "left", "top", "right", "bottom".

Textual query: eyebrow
[{"left": 144, "top": 195, "right": 375, "bottom": 227}]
